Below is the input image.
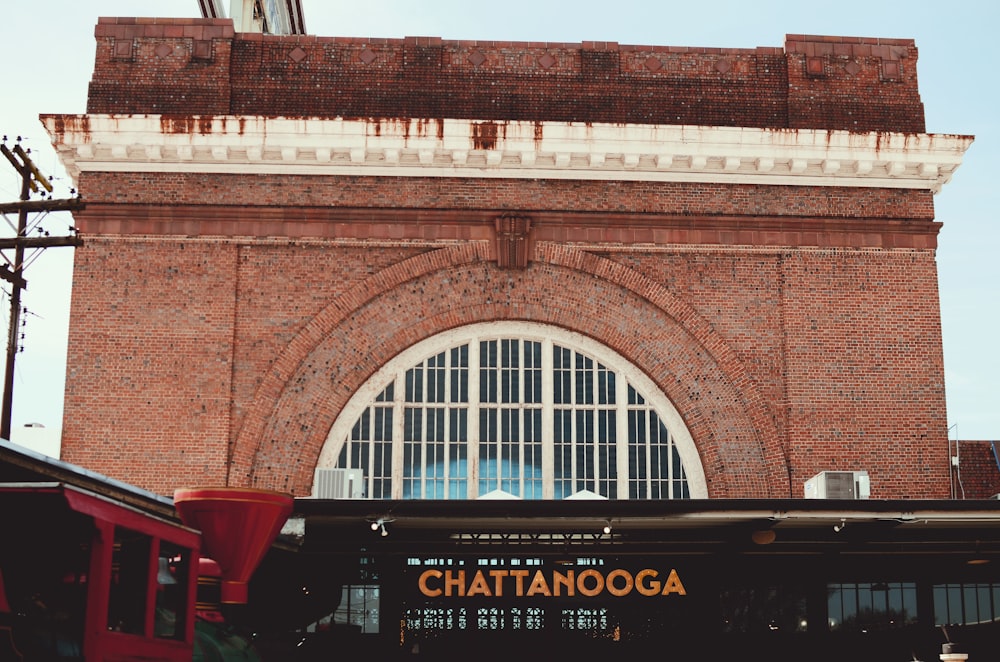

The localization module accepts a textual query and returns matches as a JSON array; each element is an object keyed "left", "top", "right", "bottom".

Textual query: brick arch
[{"left": 232, "top": 241, "right": 787, "bottom": 498}]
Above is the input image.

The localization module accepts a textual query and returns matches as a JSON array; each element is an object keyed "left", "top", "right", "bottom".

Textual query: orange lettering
[
  {"left": 606, "top": 569, "right": 634, "bottom": 597},
  {"left": 445, "top": 570, "right": 465, "bottom": 597},
  {"left": 418, "top": 566, "right": 685, "bottom": 599},
  {"left": 418, "top": 569, "right": 443, "bottom": 597},
  {"left": 661, "top": 569, "right": 686, "bottom": 596},
  {"left": 526, "top": 570, "right": 552, "bottom": 597},
  {"left": 489, "top": 570, "right": 509, "bottom": 597},
  {"left": 509, "top": 569, "right": 530, "bottom": 596},
  {"left": 467, "top": 570, "right": 492, "bottom": 597},
  {"left": 635, "top": 569, "right": 660, "bottom": 596},
  {"left": 552, "top": 570, "right": 575, "bottom": 596},
  {"left": 576, "top": 568, "right": 604, "bottom": 597}
]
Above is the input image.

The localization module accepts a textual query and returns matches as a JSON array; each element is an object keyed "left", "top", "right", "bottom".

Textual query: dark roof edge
[{"left": 0, "top": 438, "right": 176, "bottom": 518}]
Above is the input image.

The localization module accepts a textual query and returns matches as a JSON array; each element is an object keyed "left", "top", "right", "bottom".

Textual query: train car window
[
  {"left": 108, "top": 527, "right": 150, "bottom": 635},
  {"left": 154, "top": 543, "right": 191, "bottom": 640}
]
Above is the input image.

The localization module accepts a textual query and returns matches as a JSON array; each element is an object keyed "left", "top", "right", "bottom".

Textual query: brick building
[
  {"left": 45, "top": 19, "right": 975, "bottom": 500},
  {"left": 41, "top": 18, "right": 1000, "bottom": 660}
]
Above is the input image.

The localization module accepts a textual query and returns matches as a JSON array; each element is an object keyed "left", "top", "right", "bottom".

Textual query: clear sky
[{"left": 1, "top": 1, "right": 996, "bottom": 442}]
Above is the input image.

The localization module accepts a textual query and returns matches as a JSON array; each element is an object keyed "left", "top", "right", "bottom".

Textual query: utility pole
[{"left": 0, "top": 136, "right": 83, "bottom": 440}]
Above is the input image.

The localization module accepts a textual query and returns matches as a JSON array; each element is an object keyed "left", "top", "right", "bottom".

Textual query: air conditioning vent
[
  {"left": 804, "top": 470, "right": 870, "bottom": 499},
  {"left": 314, "top": 468, "right": 364, "bottom": 499}
]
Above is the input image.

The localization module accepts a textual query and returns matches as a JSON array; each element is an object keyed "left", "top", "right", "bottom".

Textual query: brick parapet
[
  {"left": 95, "top": 16, "right": 236, "bottom": 39},
  {"left": 85, "top": 19, "right": 924, "bottom": 132},
  {"left": 784, "top": 35, "right": 922, "bottom": 131},
  {"left": 785, "top": 34, "right": 916, "bottom": 57}
]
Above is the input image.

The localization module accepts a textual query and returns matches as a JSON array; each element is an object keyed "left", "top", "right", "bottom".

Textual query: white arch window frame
[{"left": 315, "top": 321, "right": 708, "bottom": 499}]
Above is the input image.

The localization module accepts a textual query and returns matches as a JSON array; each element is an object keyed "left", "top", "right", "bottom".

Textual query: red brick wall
[
  {"left": 58, "top": 20, "right": 950, "bottom": 498},
  {"left": 781, "top": 249, "right": 948, "bottom": 496},
  {"left": 64, "top": 237, "right": 236, "bottom": 488},
  {"left": 784, "top": 35, "right": 923, "bottom": 131},
  {"left": 86, "top": 20, "right": 924, "bottom": 133},
  {"left": 75, "top": 172, "right": 937, "bottom": 220},
  {"left": 953, "top": 441, "right": 1000, "bottom": 499},
  {"left": 88, "top": 18, "right": 234, "bottom": 115},
  {"left": 61, "top": 202, "right": 949, "bottom": 497}
]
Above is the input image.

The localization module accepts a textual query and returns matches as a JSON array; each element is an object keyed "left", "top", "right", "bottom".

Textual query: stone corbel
[{"left": 495, "top": 214, "right": 533, "bottom": 269}]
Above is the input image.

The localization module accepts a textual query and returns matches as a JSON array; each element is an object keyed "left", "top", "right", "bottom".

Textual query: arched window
[{"left": 316, "top": 323, "right": 706, "bottom": 499}]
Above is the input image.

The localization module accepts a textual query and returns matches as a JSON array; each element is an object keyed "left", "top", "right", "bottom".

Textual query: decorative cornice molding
[{"left": 44, "top": 114, "right": 973, "bottom": 193}]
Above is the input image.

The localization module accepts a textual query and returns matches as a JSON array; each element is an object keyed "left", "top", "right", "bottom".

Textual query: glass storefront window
[
  {"left": 934, "top": 583, "right": 1000, "bottom": 626},
  {"left": 827, "top": 582, "right": 917, "bottom": 632},
  {"left": 721, "top": 585, "right": 808, "bottom": 633}
]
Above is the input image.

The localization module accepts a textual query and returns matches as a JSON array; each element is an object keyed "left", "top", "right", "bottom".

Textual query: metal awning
[{"left": 292, "top": 497, "right": 1000, "bottom": 557}]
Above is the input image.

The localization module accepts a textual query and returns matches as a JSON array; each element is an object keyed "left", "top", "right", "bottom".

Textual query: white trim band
[{"left": 45, "top": 114, "right": 973, "bottom": 193}]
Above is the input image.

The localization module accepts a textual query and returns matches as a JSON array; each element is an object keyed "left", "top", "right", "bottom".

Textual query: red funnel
[{"left": 174, "top": 487, "right": 293, "bottom": 604}]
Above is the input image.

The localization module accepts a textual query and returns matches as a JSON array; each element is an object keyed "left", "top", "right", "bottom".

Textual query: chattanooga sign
[{"left": 418, "top": 567, "right": 686, "bottom": 598}]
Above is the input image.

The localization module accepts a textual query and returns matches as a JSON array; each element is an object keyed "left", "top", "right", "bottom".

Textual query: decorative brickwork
[
  {"left": 86, "top": 21, "right": 923, "bottom": 133},
  {"left": 494, "top": 215, "right": 533, "bottom": 269}
]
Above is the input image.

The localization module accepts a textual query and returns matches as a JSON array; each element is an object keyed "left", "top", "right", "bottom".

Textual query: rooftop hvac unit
[
  {"left": 803, "top": 470, "right": 870, "bottom": 499},
  {"left": 314, "top": 468, "right": 364, "bottom": 499}
]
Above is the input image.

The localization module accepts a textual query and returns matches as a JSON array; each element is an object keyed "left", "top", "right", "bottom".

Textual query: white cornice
[{"left": 44, "top": 114, "right": 973, "bottom": 193}]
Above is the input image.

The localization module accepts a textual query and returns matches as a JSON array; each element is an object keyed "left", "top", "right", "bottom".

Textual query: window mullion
[
  {"left": 589, "top": 359, "right": 596, "bottom": 495},
  {"left": 365, "top": 404, "right": 375, "bottom": 498},
  {"left": 645, "top": 410, "right": 654, "bottom": 499},
  {"left": 468, "top": 339, "right": 480, "bottom": 498},
  {"left": 666, "top": 426, "right": 675, "bottom": 499},
  {"left": 421, "top": 359, "right": 429, "bottom": 499},
  {"left": 391, "top": 373, "right": 405, "bottom": 500},
  {"left": 516, "top": 340, "right": 526, "bottom": 498},
  {"left": 443, "top": 352, "right": 451, "bottom": 500},
  {"left": 541, "top": 338, "right": 554, "bottom": 499},
  {"left": 569, "top": 354, "right": 578, "bottom": 495},
  {"left": 616, "top": 369, "right": 629, "bottom": 499}
]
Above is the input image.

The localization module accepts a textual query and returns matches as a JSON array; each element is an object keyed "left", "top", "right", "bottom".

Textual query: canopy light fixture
[{"left": 368, "top": 517, "right": 393, "bottom": 537}]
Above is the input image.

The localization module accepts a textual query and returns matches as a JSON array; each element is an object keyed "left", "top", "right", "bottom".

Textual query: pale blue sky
[{"left": 1, "top": 1, "right": 996, "bottom": 441}]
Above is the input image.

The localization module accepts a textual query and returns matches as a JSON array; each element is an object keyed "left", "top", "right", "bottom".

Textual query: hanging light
[{"left": 369, "top": 517, "right": 393, "bottom": 536}]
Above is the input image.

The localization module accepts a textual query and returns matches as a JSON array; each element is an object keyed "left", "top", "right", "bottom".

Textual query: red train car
[{"left": 0, "top": 440, "right": 291, "bottom": 662}]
